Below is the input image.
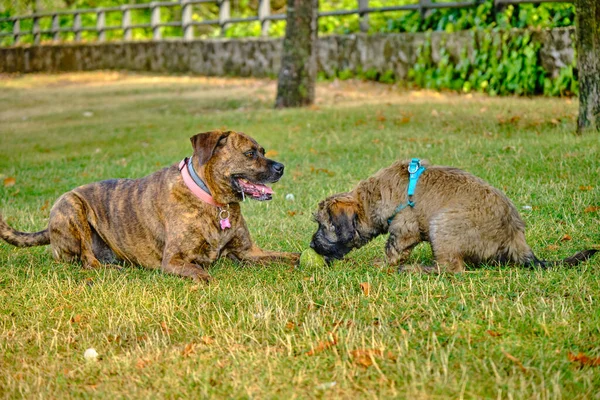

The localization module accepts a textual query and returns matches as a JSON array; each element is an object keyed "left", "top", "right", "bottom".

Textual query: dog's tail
[
  {"left": 525, "top": 249, "right": 598, "bottom": 268},
  {"left": 0, "top": 213, "right": 50, "bottom": 247}
]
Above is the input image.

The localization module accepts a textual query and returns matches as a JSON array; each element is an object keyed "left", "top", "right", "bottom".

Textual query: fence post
[
  {"left": 258, "top": 0, "right": 270, "bottom": 37},
  {"left": 97, "top": 10, "right": 106, "bottom": 42},
  {"left": 151, "top": 3, "right": 162, "bottom": 40},
  {"left": 358, "top": 0, "right": 369, "bottom": 33},
  {"left": 52, "top": 14, "right": 60, "bottom": 41},
  {"left": 418, "top": 0, "right": 431, "bottom": 21},
  {"left": 13, "top": 18, "right": 20, "bottom": 44},
  {"left": 182, "top": 0, "right": 193, "bottom": 41},
  {"left": 219, "top": 0, "right": 230, "bottom": 37},
  {"left": 74, "top": 12, "right": 82, "bottom": 41},
  {"left": 122, "top": 7, "right": 132, "bottom": 41},
  {"left": 33, "top": 15, "right": 41, "bottom": 45}
]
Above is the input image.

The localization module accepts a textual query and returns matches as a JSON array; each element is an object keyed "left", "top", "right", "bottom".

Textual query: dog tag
[
  {"left": 220, "top": 217, "right": 231, "bottom": 230},
  {"left": 218, "top": 207, "right": 231, "bottom": 230}
]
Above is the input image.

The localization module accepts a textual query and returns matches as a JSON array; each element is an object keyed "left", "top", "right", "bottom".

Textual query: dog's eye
[{"left": 244, "top": 150, "right": 256, "bottom": 159}]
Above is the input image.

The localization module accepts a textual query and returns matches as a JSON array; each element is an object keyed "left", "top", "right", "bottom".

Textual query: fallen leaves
[
  {"left": 306, "top": 333, "right": 338, "bottom": 356},
  {"left": 181, "top": 343, "right": 196, "bottom": 357},
  {"left": 310, "top": 166, "right": 335, "bottom": 177},
  {"left": 40, "top": 199, "right": 50, "bottom": 212},
  {"left": 584, "top": 206, "right": 599, "bottom": 213},
  {"left": 136, "top": 358, "right": 151, "bottom": 369},
  {"left": 503, "top": 352, "right": 527, "bottom": 373},
  {"left": 560, "top": 234, "right": 572, "bottom": 242},
  {"left": 160, "top": 321, "right": 172, "bottom": 334},
  {"left": 359, "top": 282, "right": 371, "bottom": 296},
  {"left": 285, "top": 321, "right": 296, "bottom": 330},
  {"left": 201, "top": 336, "right": 215, "bottom": 345},
  {"left": 579, "top": 185, "right": 593, "bottom": 191},
  {"left": 486, "top": 330, "right": 502, "bottom": 337},
  {"left": 3, "top": 177, "right": 16, "bottom": 187},
  {"left": 568, "top": 351, "right": 600, "bottom": 367},
  {"left": 264, "top": 150, "right": 279, "bottom": 158},
  {"left": 350, "top": 349, "right": 396, "bottom": 368}
]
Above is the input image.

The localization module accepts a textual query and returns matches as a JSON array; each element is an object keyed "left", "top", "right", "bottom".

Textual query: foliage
[
  {"left": 1, "top": 72, "right": 599, "bottom": 398},
  {"left": 0, "top": 1, "right": 580, "bottom": 96},
  {"left": 406, "top": 29, "right": 578, "bottom": 97}
]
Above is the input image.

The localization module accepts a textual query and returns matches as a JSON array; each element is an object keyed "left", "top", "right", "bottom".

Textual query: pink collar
[{"left": 179, "top": 159, "right": 223, "bottom": 208}]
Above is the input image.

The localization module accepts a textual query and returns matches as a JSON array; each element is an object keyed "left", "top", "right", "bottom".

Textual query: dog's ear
[
  {"left": 190, "top": 131, "right": 231, "bottom": 165},
  {"left": 329, "top": 201, "right": 358, "bottom": 243}
]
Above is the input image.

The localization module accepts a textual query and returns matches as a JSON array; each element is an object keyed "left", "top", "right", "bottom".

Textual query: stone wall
[{"left": 0, "top": 28, "right": 575, "bottom": 80}]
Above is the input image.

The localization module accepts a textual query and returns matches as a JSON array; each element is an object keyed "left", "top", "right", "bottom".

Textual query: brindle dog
[
  {"left": 310, "top": 159, "right": 596, "bottom": 272},
  {"left": 0, "top": 130, "right": 299, "bottom": 281}
]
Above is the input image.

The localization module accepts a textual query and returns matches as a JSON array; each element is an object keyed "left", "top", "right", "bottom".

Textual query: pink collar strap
[{"left": 179, "top": 158, "right": 223, "bottom": 208}]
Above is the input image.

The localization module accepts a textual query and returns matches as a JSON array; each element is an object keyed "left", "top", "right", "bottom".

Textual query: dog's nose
[{"left": 271, "top": 162, "right": 284, "bottom": 174}]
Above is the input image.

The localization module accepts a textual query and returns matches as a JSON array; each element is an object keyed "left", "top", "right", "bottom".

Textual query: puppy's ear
[
  {"left": 329, "top": 201, "right": 358, "bottom": 243},
  {"left": 190, "top": 131, "right": 231, "bottom": 165}
]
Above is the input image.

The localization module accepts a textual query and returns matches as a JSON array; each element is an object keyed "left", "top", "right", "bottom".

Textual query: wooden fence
[{"left": 0, "top": 0, "right": 574, "bottom": 46}]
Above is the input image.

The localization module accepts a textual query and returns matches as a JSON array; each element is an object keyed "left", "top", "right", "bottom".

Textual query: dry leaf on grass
[
  {"left": 350, "top": 349, "right": 396, "bottom": 368},
  {"left": 579, "top": 185, "right": 593, "bottom": 191},
  {"left": 3, "top": 177, "right": 16, "bottom": 187},
  {"left": 136, "top": 358, "right": 151, "bottom": 369},
  {"left": 486, "top": 330, "right": 502, "bottom": 337},
  {"left": 160, "top": 321, "right": 172, "bottom": 334},
  {"left": 306, "top": 333, "right": 338, "bottom": 356},
  {"left": 201, "top": 336, "right": 215, "bottom": 345},
  {"left": 567, "top": 351, "right": 600, "bottom": 367},
  {"left": 265, "top": 150, "right": 279, "bottom": 158},
  {"left": 285, "top": 321, "right": 296, "bottom": 330},
  {"left": 503, "top": 352, "right": 527, "bottom": 373},
  {"left": 310, "top": 166, "right": 335, "bottom": 176},
  {"left": 181, "top": 343, "right": 196, "bottom": 357},
  {"left": 560, "top": 234, "right": 572, "bottom": 242},
  {"left": 360, "top": 282, "right": 371, "bottom": 296},
  {"left": 584, "top": 206, "right": 599, "bottom": 213},
  {"left": 40, "top": 199, "right": 50, "bottom": 212}
]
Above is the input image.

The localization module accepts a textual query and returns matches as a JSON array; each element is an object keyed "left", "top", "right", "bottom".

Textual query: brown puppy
[
  {"left": 310, "top": 159, "right": 596, "bottom": 272},
  {"left": 0, "top": 130, "right": 299, "bottom": 281}
]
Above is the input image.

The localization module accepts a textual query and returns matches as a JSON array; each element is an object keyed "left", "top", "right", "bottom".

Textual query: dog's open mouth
[{"left": 236, "top": 178, "right": 274, "bottom": 201}]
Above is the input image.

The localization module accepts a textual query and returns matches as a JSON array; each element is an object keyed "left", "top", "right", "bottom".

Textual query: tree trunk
[
  {"left": 576, "top": 0, "right": 600, "bottom": 133},
  {"left": 274, "top": 0, "right": 318, "bottom": 108}
]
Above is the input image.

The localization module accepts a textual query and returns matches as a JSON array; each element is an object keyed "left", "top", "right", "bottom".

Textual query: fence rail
[{"left": 0, "top": 0, "right": 574, "bottom": 46}]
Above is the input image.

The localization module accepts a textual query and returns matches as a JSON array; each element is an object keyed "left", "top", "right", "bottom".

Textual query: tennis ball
[{"left": 300, "top": 248, "right": 327, "bottom": 268}]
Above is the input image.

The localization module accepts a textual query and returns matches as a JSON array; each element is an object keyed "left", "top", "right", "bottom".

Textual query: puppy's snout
[{"left": 271, "top": 162, "right": 284, "bottom": 175}]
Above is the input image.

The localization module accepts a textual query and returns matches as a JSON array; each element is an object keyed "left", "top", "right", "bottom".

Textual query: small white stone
[
  {"left": 84, "top": 348, "right": 99, "bottom": 361},
  {"left": 83, "top": 111, "right": 94, "bottom": 117},
  {"left": 522, "top": 205, "right": 533, "bottom": 211},
  {"left": 316, "top": 381, "right": 336, "bottom": 390},
  {"left": 285, "top": 193, "right": 295, "bottom": 201}
]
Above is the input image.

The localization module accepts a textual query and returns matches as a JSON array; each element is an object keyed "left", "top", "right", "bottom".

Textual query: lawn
[{"left": 0, "top": 72, "right": 599, "bottom": 398}]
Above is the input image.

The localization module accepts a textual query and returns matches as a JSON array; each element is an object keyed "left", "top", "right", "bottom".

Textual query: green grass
[{"left": 1, "top": 72, "right": 599, "bottom": 398}]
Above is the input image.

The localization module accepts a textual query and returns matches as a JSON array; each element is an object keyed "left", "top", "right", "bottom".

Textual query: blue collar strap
[
  {"left": 187, "top": 156, "right": 212, "bottom": 195},
  {"left": 387, "top": 158, "right": 426, "bottom": 225}
]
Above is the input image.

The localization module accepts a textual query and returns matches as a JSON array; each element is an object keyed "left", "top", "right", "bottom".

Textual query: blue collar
[
  {"left": 187, "top": 156, "right": 212, "bottom": 195},
  {"left": 387, "top": 158, "right": 426, "bottom": 225}
]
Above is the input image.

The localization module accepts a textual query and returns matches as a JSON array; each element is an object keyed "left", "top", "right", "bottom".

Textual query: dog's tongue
[{"left": 237, "top": 178, "right": 274, "bottom": 199}]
